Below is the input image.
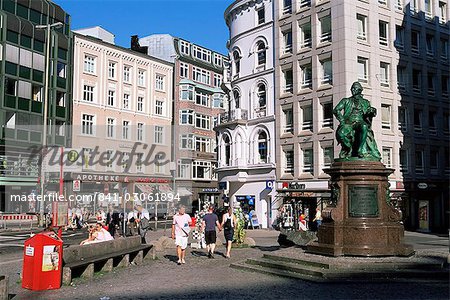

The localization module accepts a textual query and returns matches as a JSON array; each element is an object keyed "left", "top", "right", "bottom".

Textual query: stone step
[
  {"left": 246, "top": 258, "right": 325, "bottom": 278},
  {"left": 262, "top": 253, "right": 330, "bottom": 269}
]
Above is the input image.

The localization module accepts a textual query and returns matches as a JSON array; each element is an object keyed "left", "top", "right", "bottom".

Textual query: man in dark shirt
[{"left": 202, "top": 205, "right": 221, "bottom": 258}]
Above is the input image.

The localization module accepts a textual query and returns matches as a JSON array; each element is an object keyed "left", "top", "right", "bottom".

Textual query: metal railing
[{"left": 219, "top": 109, "right": 249, "bottom": 124}]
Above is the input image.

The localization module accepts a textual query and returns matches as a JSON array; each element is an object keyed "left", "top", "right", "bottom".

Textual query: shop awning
[
  {"left": 177, "top": 187, "right": 192, "bottom": 197},
  {"left": 136, "top": 184, "right": 156, "bottom": 194},
  {"left": 136, "top": 183, "right": 173, "bottom": 194}
]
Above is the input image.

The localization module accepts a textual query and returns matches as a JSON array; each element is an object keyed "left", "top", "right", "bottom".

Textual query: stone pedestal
[{"left": 308, "top": 161, "right": 414, "bottom": 257}]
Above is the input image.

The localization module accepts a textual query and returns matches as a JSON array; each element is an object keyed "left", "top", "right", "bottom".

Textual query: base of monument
[{"left": 307, "top": 241, "right": 414, "bottom": 257}]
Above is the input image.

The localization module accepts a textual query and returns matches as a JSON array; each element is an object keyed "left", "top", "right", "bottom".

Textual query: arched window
[
  {"left": 256, "top": 41, "right": 266, "bottom": 67},
  {"left": 258, "top": 131, "right": 268, "bottom": 163},
  {"left": 257, "top": 83, "right": 266, "bottom": 108},
  {"left": 224, "top": 135, "right": 231, "bottom": 166},
  {"left": 233, "top": 90, "right": 240, "bottom": 109},
  {"left": 233, "top": 50, "right": 241, "bottom": 75}
]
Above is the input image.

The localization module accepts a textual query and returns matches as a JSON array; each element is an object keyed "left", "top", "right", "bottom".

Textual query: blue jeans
[{"left": 316, "top": 220, "right": 322, "bottom": 228}]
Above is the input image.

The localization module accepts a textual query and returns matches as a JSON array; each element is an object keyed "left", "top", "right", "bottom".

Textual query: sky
[{"left": 54, "top": 0, "right": 231, "bottom": 54}]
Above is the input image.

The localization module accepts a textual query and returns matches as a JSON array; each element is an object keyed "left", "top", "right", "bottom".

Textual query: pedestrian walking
[
  {"left": 171, "top": 206, "right": 192, "bottom": 265},
  {"left": 136, "top": 204, "right": 150, "bottom": 243},
  {"left": 201, "top": 205, "right": 221, "bottom": 258},
  {"left": 313, "top": 207, "right": 322, "bottom": 230},
  {"left": 221, "top": 207, "right": 237, "bottom": 258}
]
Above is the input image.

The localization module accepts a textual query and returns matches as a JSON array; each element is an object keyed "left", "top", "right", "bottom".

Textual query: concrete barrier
[{"left": 0, "top": 275, "right": 8, "bottom": 300}]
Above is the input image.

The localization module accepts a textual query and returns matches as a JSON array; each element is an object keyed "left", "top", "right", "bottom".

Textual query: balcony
[
  {"left": 218, "top": 109, "right": 248, "bottom": 125},
  {"left": 255, "top": 107, "right": 267, "bottom": 118}
]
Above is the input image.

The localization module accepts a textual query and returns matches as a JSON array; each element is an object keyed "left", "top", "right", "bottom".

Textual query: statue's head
[{"left": 351, "top": 82, "right": 363, "bottom": 96}]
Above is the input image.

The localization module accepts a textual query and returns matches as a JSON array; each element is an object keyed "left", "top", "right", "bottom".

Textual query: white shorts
[{"left": 175, "top": 235, "right": 188, "bottom": 250}]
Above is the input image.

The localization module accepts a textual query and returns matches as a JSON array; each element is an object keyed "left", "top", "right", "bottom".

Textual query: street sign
[
  {"left": 72, "top": 180, "right": 81, "bottom": 192},
  {"left": 265, "top": 180, "right": 274, "bottom": 190}
]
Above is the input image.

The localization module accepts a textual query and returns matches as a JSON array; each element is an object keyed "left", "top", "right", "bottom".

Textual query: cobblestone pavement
[{"left": 4, "top": 230, "right": 449, "bottom": 300}]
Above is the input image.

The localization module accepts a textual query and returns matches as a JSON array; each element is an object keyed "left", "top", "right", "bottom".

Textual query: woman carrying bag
[{"left": 221, "top": 207, "right": 237, "bottom": 258}]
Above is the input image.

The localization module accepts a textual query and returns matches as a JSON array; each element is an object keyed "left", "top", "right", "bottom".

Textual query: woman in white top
[{"left": 221, "top": 207, "right": 237, "bottom": 258}]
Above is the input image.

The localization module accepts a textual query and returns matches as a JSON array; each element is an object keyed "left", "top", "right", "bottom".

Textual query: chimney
[{"left": 130, "top": 35, "right": 148, "bottom": 54}]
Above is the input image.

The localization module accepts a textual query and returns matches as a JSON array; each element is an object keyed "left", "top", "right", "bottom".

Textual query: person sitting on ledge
[{"left": 80, "top": 222, "right": 114, "bottom": 245}]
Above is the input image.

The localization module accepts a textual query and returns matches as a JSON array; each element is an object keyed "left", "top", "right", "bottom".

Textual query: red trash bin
[
  {"left": 190, "top": 216, "right": 197, "bottom": 228},
  {"left": 22, "top": 231, "right": 63, "bottom": 290}
]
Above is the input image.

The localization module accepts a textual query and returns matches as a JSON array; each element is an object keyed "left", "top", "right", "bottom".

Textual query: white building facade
[{"left": 216, "top": 0, "right": 277, "bottom": 228}]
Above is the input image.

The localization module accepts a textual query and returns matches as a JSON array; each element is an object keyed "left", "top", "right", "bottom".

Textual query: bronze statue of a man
[{"left": 333, "top": 82, "right": 381, "bottom": 161}]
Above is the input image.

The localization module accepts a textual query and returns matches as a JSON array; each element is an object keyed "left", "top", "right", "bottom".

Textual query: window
[
  {"left": 121, "top": 152, "right": 130, "bottom": 171},
  {"left": 282, "top": 0, "right": 292, "bottom": 15},
  {"left": 5, "top": 78, "right": 17, "bottom": 95},
  {"left": 429, "top": 110, "right": 437, "bottom": 135},
  {"left": 178, "top": 160, "right": 191, "bottom": 179},
  {"left": 414, "top": 108, "right": 423, "bottom": 133},
  {"left": 180, "top": 110, "right": 194, "bottom": 125},
  {"left": 357, "top": 14, "right": 367, "bottom": 41},
  {"left": 180, "top": 40, "right": 190, "bottom": 55},
  {"left": 424, "top": 0, "right": 433, "bottom": 20},
  {"left": 83, "top": 85, "right": 94, "bottom": 102},
  {"left": 382, "top": 147, "right": 392, "bottom": 168},
  {"left": 299, "top": 0, "right": 311, "bottom": 8},
  {"left": 233, "top": 50, "right": 241, "bottom": 76},
  {"left": 430, "top": 149, "right": 439, "bottom": 171},
  {"left": 257, "top": 83, "right": 267, "bottom": 108},
  {"left": 213, "top": 94, "right": 224, "bottom": 108},
  {"left": 195, "top": 114, "right": 210, "bottom": 130},
  {"left": 213, "top": 54, "right": 223, "bottom": 67},
  {"left": 180, "top": 134, "right": 194, "bottom": 150},
  {"left": 322, "top": 102, "right": 333, "bottom": 128},
  {"left": 442, "top": 75, "right": 449, "bottom": 96},
  {"left": 155, "top": 74, "right": 164, "bottom": 90},
  {"left": 285, "top": 150, "right": 294, "bottom": 174},
  {"left": 397, "top": 66, "right": 407, "bottom": 90},
  {"left": 137, "top": 123, "right": 144, "bottom": 141},
  {"left": 426, "top": 34, "right": 435, "bottom": 56},
  {"left": 427, "top": 73, "right": 435, "bottom": 95},
  {"left": 107, "top": 90, "right": 115, "bottom": 106},
  {"left": 192, "top": 46, "right": 211, "bottom": 63},
  {"left": 214, "top": 74, "right": 223, "bottom": 88},
  {"left": 233, "top": 90, "right": 241, "bottom": 108},
  {"left": 302, "top": 105, "right": 313, "bottom": 131},
  {"left": 154, "top": 153, "right": 165, "bottom": 174},
  {"left": 444, "top": 112, "right": 450, "bottom": 135},
  {"left": 155, "top": 100, "right": 164, "bottom": 115},
  {"left": 441, "top": 39, "right": 448, "bottom": 59},
  {"left": 82, "top": 114, "right": 94, "bottom": 135},
  {"left": 108, "top": 62, "right": 116, "bottom": 79},
  {"left": 136, "top": 153, "right": 144, "bottom": 173},
  {"left": 321, "top": 58, "right": 332, "bottom": 85},
  {"left": 400, "top": 149, "right": 409, "bottom": 173},
  {"left": 107, "top": 118, "right": 115, "bottom": 138},
  {"left": 195, "top": 91, "right": 210, "bottom": 107},
  {"left": 357, "top": 57, "right": 368, "bottom": 83},
  {"left": 57, "top": 62, "right": 66, "bottom": 78},
  {"left": 180, "top": 62, "right": 189, "bottom": 78},
  {"left": 138, "top": 70, "right": 145, "bottom": 86},
  {"left": 412, "top": 69, "right": 422, "bottom": 92},
  {"left": 196, "top": 136, "right": 211, "bottom": 153},
  {"left": 395, "top": 26, "right": 405, "bottom": 50},
  {"left": 154, "top": 126, "right": 163, "bottom": 144},
  {"left": 193, "top": 67, "right": 210, "bottom": 85},
  {"left": 379, "top": 21, "right": 388, "bottom": 46},
  {"left": 411, "top": 31, "right": 420, "bottom": 55},
  {"left": 320, "top": 15, "right": 331, "bottom": 43},
  {"left": 283, "top": 107, "right": 294, "bottom": 133},
  {"left": 300, "top": 64, "right": 312, "bottom": 88},
  {"left": 224, "top": 136, "right": 231, "bottom": 166},
  {"left": 395, "top": 0, "right": 403, "bottom": 10},
  {"left": 123, "top": 66, "right": 131, "bottom": 83},
  {"left": 302, "top": 149, "right": 313, "bottom": 173},
  {"left": 380, "top": 62, "right": 390, "bottom": 87},
  {"left": 180, "top": 85, "right": 194, "bottom": 101},
  {"left": 123, "top": 93, "right": 130, "bottom": 109},
  {"left": 300, "top": 22, "right": 312, "bottom": 48},
  {"left": 106, "top": 150, "right": 114, "bottom": 171},
  {"left": 439, "top": 1, "right": 447, "bottom": 24},
  {"left": 378, "top": 0, "right": 387, "bottom": 6},
  {"left": 446, "top": 148, "right": 450, "bottom": 174},
  {"left": 282, "top": 30, "right": 292, "bottom": 54},
  {"left": 256, "top": 41, "right": 266, "bottom": 67},
  {"left": 57, "top": 92, "right": 66, "bottom": 107},
  {"left": 283, "top": 69, "right": 293, "bottom": 93},
  {"left": 32, "top": 85, "right": 42, "bottom": 101},
  {"left": 258, "top": 132, "right": 268, "bottom": 163},
  {"left": 192, "top": 161, "right": 212, "bottom": 180},
  {"left": 84, "top": 55, "right": 95, "bottom": 74},
  {"left": 323, "top": 147, "right": 334, "bottom": 168},
  {"left": 137, "top": 96, "right": 144, "bottom": 112},
  {"left": 410, "top": 0, "right": 418, "bottom": 13},
  {"left": 257, "top": 7, "right": 265, "bottom": 25},
  {"left": 122, "top": 121, "right": 130, "bottom": 139},
  {"left": 398, "top": 107, "right": 408, "bottom": 131},
  {"left": 381, "top": 104, "right": 391, "bottom": 130},
  {"left": 83, "top": 148, "right": 95, "bottom": 170},
  {"left": 415, "top": 150, "right": 424, "bottom": 174}
]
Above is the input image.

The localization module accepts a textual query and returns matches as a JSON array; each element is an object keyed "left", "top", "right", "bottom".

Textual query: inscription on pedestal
[{"left": 348, "top": 185, "right": 379, "bottom": 217}]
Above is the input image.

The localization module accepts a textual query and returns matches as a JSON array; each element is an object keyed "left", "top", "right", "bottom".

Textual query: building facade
[
  {"left": 139, "top": 34, "right": 227, "bottom": 214},
  {"left": 0, "top": 0, "right": 73, "bottom": 213},
  {"left": 216, "top": 0, "right": 277, "bottom": 229},
  {"left": 274, "top": 0, "right": 449, "bottom": 232},
  {"left": 71, "top": 28, "right": 174, "bottom": 213}
]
